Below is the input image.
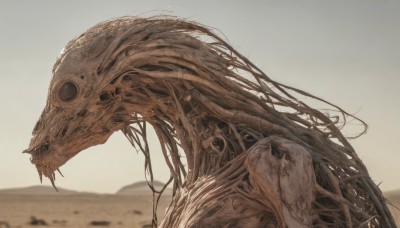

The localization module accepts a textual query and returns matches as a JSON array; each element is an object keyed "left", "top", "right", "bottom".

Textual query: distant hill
[
  {"left": 384, "top": 189, "right": 400, "bottom": 226},
  {"left": 116, "top": 180, "right": 172, "bottom": 195},
  {"left": 0, "top": 185, "right": 78, "bottom": 195},
  {"left": 0, "top": 181, "right": 173, "bottom": 196},
  {"left": 384, "top": 189, "right": 400, "bottom": 204}
]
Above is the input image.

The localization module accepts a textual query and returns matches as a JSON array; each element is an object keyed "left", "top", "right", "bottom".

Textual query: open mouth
[
  {"left": 23, "top": 143, "right": 64, "bottom": 191},
  {"left": 24, "top": 143, "right": 50, "bottom": 161}
]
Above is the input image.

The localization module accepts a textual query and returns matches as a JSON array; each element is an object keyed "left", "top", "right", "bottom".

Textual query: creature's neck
[
  {"left": 155, "top": 100, "right": 251, "bottom": 184},
  {"left": 115, "top": 73, "right": 260, "bottom": 184},
  {"left": 98, "top": 23, "right": 273, "bottom": 185},
  {"left": 126, "top": 79, "right": 264, "bottom": 184}
]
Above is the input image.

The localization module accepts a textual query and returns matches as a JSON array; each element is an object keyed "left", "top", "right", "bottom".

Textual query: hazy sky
[{"left": 0, "top": 0, "right": 399, "bottom": 193}]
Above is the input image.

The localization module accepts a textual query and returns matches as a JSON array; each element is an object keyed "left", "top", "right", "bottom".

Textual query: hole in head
[
  {"left": 217, "top": 122, "right": 227, "bottom": 129},
  {"left": 35, "top": 143, "right": 49, "bottom": 155},
  {"left": 102, "top": 126, "right": 110, "bottom": 133},
  {"left": 80, "top": 75, "right": 85, "bottom": 79},
  {"left": 110, "top": 74, "right": 120, "bottom": 84},
  {"left": 115, "top": 87, "right": 121, "bottom": 95},
  {"left": 122, "top": 75, "right": 132, "bottom": 81},
  {"left": 201, "top": 119, "right": 210, "bottom": 127},
  {"left": 142, "top": 34, "right": 150, "bottom": 41},
  {"left": 112, "top": 115, "right": 124, "bottom": 123},
  {"left": 216, "top": 122, "right": 229, "bottom": 133},
  {"left": 100, "top": 91, "right": 111, "bottom": 101},
  {"left": 77, "top": 109, "right": 87, "bottom": 117},
  {"left": 212, "top": 137, "right": 225, "bottom": 150},
  {"left": 270, "top": 143, "right": 284, "bottom": 159},
  {"left": 115, "top": 106, "right": 126, "bottom": 113},
  {"left": 42, "top": 144, "right": 49, "bottom": 152}
]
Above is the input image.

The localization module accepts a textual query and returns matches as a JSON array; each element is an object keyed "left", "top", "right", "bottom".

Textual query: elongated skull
[
  {"left": 23, "top": 18, "right": 143, "bottom": 185},
  {"left": 23, "top": 16, "right": 209, "bottom": 187}
]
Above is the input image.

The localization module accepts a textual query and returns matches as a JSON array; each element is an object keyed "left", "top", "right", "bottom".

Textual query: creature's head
[
  {"left": 23, "top": 18, "right": 143, "bottom": 185},
  {"left": 24, "top": 15, "right": 235, "bottom": 187},
  {"left": 23, "top": 16, "right": 215, "bottom": 187}
]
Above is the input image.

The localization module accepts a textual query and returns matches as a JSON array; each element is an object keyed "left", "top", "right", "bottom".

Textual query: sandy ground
[
  {"left": 386, "top": 190, "right": 400, "bottom": 227},
  {"left": 0, "top": 193, "right": 171, "bottom": 228},
  {"left": 0, "top": 190, "right": 399, "bottom": 228},
  {"left": 389, "top": 207, "right": 400, "bottom": 227}
]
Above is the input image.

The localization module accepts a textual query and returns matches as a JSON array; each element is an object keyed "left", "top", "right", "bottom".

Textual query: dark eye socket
[{"left": 59, "top": 82, "right": 78, "bottom": 101}]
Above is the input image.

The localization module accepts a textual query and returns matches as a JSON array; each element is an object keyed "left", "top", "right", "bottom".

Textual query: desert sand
[
  {"left": 385, "top": 189, "right": 400, "bottom": 227},
  {"left": 0, "top": 182, "right": 171, "bottom": 228},
  {"left": 0, "top": 183, "right": 398, "bottom": 228}
]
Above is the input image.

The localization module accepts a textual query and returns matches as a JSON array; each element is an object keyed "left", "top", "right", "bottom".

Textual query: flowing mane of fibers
[{"left": 69, "top": 16, "right": 395, "bottom": 227}]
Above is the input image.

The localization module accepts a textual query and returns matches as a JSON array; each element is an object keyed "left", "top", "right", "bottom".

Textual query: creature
[{"left": 23, "top": 16, "right": 395, "bottom": 227}]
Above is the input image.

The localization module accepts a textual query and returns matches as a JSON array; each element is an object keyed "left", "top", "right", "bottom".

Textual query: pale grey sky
[{"left": 0, "top": 0, "right": 399, "bottom": 193}]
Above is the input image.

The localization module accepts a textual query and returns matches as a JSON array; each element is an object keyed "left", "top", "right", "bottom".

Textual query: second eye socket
[{"left": 99, "top": 91, "right": 111, "bottom": 101}]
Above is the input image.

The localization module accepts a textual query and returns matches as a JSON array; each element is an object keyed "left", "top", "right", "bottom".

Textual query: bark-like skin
[
  {"left": 23, "top": 16, "right": 395, "bottom": 227},
  {"left": 160, "top": 137, "right": 315, "bottom": 228}
]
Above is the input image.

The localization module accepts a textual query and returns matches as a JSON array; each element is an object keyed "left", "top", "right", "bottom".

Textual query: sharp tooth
[
  {"left": 22, "top": 149, "right": 32, "bottom": 154},
  {"left": 57, "top": 168, "right": 64, "bottom": 177},
  {"left": 49, "top": 173, "right": 59, "bottom": 192},
  {"left": 38, "top": 171, "right": 43, "bottom": 183}
]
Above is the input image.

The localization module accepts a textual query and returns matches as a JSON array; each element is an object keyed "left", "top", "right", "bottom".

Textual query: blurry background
[{"left": 0, "top": 0, "right": 399, "bottom": 194}]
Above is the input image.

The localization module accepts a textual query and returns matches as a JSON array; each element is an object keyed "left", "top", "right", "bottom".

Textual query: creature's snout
[
  {"left": 23, "top": 140, "right": 64, "bottom": 190},
  {"left": 23, "top": 111, "right": 70, "bottom": 191},
  {"left": 23, "top": 102, "right": 119, "bottom": 191}
]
